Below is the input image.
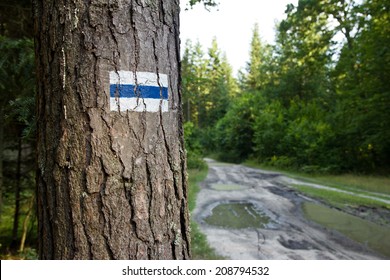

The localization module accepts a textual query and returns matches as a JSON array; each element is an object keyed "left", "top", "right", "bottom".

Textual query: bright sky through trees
[{"left": 180, "top": 0, "right": 299, "bottom": 73}]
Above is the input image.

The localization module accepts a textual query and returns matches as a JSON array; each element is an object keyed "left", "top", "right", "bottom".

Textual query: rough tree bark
[{"left": 34, "top": 0, "right": 190, "bottom": 259}]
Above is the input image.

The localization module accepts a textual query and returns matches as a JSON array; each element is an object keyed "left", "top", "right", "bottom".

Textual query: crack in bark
[
  {"left": 36, "top": 0, "right": 188, "bottom": 260},
  {"left": 92, "top": 53, "right": 100, "bottom": 108},
  {"left": 127, "top": 160, "right": 138, "bottom": 234},
  {"left": 171, "top": 222, "right": 178, "bottom": 259},
  {"left": 85, "top": 113, "right": 93, "bottom": 167},
  {"left": 83, "top": 216, "right": 95, "bottom": 259},
  {"left": 151, "top": 37, "right": 167, "bottom": 113},
  {"left": 96, "top": 157, "right": 116, "bottom": 259},
  {"left": 130, "top": 0, "right": 140, "bottom": 72},
  {"left": 107, "top": 1, "right": 121, "bottom": 74},
  {"left": 100, "top": 115, "right": 120, "bottom": 163},
  {"left": 99, "top": 193, "right": 115, "bottom": 259},
  {"left": 145, "top": 158, "right": 156, "bottom": 243},
  {"left": 158, "top": 0, "right": 166, "bottom": 26},
  {"left": 180, "top": 198, "right": 190, "bottom": 258},
  {"left": 160, "top": 121, "right": 179, "bottom": 198},
  {"left": 64, "top": 167, "right": 78, "bottom": 259}
]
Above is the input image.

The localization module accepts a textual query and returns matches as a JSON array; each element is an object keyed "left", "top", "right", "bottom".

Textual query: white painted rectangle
[{"left": 109, "top": 71, "right": 169, "bottom": 112}]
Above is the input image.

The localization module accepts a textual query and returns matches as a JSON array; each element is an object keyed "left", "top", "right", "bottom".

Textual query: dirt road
[{"left": 192, "top": 159, "right": 385, "bottom": 260}]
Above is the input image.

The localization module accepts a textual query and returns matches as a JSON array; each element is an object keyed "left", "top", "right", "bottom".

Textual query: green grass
[
  {"left": 244, "top": 159, "right": 390, "bottom": 215},
  {"left": 244, "top": 160, "right": 390, "bottom": 197},
  {"left": 292, "top": 184, "right": 390, "bottom": 210},
  {"left": 309, "top": 174, "right": 390, "bottom": 195},
  {"left": 0, "top": 194, "right": 37, "bottom": 260},
  {"left": 188, "top": 167, "right": 208, "bottom": 212},
  {"left": 0, "top": 204, "right": 17, "bottom": 251},
  {"left": 190, "top": 221, "right": 223, "bottom": 260},
  {"left": 187, "top": 166, "right": 225, "bottom": 259}
]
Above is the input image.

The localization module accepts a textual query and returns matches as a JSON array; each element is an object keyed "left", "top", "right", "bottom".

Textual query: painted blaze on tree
[{"left": 34, "top": 0, "right": 190, "bottom": 259}]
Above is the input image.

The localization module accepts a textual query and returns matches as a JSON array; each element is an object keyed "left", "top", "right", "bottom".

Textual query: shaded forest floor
[{"left": 0, "top": 195, "right": 37, "bottom": 260}]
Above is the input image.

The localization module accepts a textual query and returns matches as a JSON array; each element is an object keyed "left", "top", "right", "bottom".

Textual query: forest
[
  {"left": 0, "top": 0, "right": 36, "bottom": 257},
  {"left": 183, "top": 0, "right": 390, "bottom": 175},
  {"left": 0, "top": 0, "right": 389, "bottom": 258}
]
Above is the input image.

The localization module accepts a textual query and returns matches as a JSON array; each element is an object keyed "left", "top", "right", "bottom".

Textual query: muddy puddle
[
  {"left": 204, "top": 202, "right": 270, "bottom": 229},
  {"left": 211, "top": 184, "right": 248, "bottom": 191},
  {"left": 303, "top": 202, "right": 390, "bottom": 258}
]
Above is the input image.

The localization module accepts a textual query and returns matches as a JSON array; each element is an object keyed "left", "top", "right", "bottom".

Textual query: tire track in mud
[{"left": 192, "top": 159, "right": 386, "bottom": 260}]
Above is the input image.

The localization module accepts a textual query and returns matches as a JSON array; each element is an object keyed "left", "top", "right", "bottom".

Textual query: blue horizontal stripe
[{"left": 110, "top": 84, "right": 168, "bottom": 99}]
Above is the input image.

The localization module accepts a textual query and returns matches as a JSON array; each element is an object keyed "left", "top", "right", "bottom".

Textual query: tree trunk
[
  {"left": 11, "top": 135, "right": 23, "bottom": 249},
  {"left": 19, "top": 195, "right": 35, "bottom": 253},
  {"left": 34, "top": 0, "right": 190, "bottom": 259}
]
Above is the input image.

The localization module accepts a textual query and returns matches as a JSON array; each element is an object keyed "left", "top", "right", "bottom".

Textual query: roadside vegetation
[
  {"left": 187, "top": 167, "right": 224, "bottom": 259},
  {"left": 245, "top": 160, "right": 390, "bottom": 204},
  {"left": 184, "top": 121, "right": 225, "bottom": 259},
  {"left": 305, "top": 175, "right": 390, "bottom": 196},
  {"left": 245, "top": 160, "right": 390, "bottom": 214},
  {"left": 292, "top": 184, "right": 390, "bottom": 210}
]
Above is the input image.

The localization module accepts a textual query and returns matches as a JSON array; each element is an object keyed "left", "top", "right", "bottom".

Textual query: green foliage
[
  {"left": 8, "top": 97, "right": 36, "bottom": 139},
  {"left": 182, "top": 40, "right": 207, "bottom": 125},
  {"left": 0, "top": 35, "right": 36, "bottom": 253},
  {"left": 252, "top": 100, "right": 287, "bottom": 163},
  {"left": 17, "top": 247, "right": 38, "bottom": 260},
  {"left": 0, "top": 36, "right": 36, "bottom": 136},
  {"left": 182, "top": 0, "right": 389, "bottom": 174},
  {"left": 182, "top": 38, "right": 237, "bottom": 161},
  {"left": 184, "top": 122, "right": 207, "bottom": 170},
  {"left": 187, "top": 0, "right": 218, "bottom": 10},
  {"left": 327, "top": 0, "right": 390, "bottom": 171},
  {"left": 244, "top": 24, "right": 273, "bottom": 91},
  {"left": 182, "top": 39, "right": 236, "bottom": 129},
  {"left": 214, "top": 93, "right": 255, "bottom": 162}
]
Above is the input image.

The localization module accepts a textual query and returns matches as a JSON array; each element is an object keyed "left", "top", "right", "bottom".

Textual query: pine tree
[{"left": 34, "top": 0, "right": 190, "bottom": 259}]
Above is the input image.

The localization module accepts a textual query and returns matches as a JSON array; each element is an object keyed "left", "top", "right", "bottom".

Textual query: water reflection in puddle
[
  {"left": 205, "top": 202, "right": 270, "bottom": 229},
  {"left": 303, "top": 202, "right": 390, "bottom": 258}
]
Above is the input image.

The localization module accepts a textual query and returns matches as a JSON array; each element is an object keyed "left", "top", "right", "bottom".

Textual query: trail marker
[{"left": 110, "top": 71, "right": 169, "bottom": 112}]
